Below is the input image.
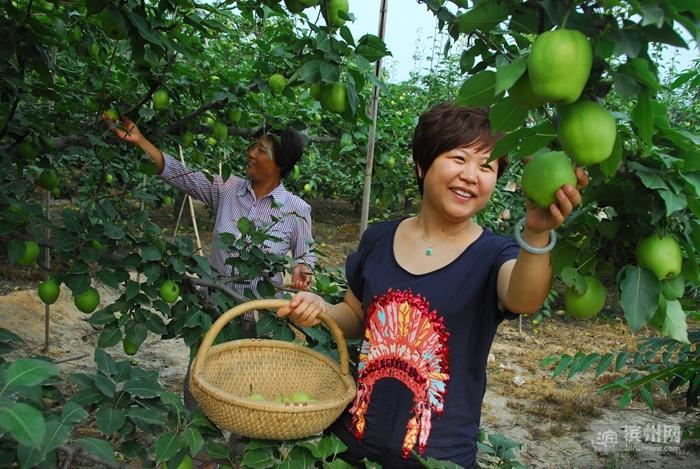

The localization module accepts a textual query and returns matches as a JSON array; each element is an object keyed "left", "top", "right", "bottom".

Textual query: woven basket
[{"left": 189, "top": 299, "right": 356, "bottom": 440}]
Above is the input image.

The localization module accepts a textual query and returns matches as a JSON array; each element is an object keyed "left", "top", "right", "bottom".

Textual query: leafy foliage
[{"left": 1, "top": 0, "right": 699, "bottom": 466}]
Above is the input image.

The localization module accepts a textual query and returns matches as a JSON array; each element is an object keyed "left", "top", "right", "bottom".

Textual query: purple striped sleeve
[{"left": 159, "top": 153, "right": 233, "bottom": 212}]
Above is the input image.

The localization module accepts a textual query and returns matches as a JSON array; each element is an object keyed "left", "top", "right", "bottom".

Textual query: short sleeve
[
  {"left": 494, "top": 236, "right": 519, "bottom": 272},
  {"left": 493, "top": 236, "right": 521, "bottom": 321},
  {"left": 345, "top": 222, "right": 389, "bottom": 301}
]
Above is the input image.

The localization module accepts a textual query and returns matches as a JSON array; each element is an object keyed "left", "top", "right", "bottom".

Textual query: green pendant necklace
[{"left": 416, "top": 216, "right": 472, "bottom": 256}]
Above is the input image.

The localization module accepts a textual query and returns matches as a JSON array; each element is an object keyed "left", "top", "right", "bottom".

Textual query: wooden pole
[
  {"left": 43, "top": 189, "right": 51, "bottom": 352},
  {"left": 136, "top": 174, "right": 146, "bottom": 284},
  {"left": 179, "top": 145, "right": 202, "bottom": 253},
  {"left": 43, "top": 46, "right": 57, "bottom": 353},
  {"left": 360, "top": 0, "right": 389, "bottom": 235}
]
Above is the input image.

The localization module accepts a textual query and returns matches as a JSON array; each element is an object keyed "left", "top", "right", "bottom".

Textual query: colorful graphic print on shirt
[{"left": 349, "top": 289, "right": 450, "bottom": 458}]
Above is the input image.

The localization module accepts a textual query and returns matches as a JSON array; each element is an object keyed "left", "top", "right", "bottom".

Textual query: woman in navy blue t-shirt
[{"left": 278, "top": 103, "right": 588, "bottom": 468}]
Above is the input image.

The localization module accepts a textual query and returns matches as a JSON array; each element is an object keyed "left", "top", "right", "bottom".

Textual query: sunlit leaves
[
  {"left": 456, "top": 71, "right": 503, "bottom": 106},
  {"left": 619, "top": 266, "right": 660, "bottom": 333},
  {"left": 0, "top": 402, "right": 46, "bottom": 448}
]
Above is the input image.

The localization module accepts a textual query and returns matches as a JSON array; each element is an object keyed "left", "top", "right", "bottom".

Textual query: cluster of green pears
[
  {"left": 518, "top": 29, "right": 616, "bottom": 209},
  {"left": 247, "top": 391, "right": 314, "bottom": 404},
  {"left": 512, "top": 29, "right": 684, "bottom": 322}
]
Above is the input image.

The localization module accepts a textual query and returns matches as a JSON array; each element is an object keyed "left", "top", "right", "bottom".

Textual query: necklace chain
[{"left": 415, "top": 216, "right": 471, "bottom": 256}]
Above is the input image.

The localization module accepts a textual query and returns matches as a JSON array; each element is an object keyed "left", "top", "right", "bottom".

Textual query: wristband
[{"left": 514, "top": 217, "right": 556, "bottom": 254}]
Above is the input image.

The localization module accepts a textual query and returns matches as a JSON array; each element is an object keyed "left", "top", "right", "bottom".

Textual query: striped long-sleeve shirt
[{"left": 159, "top": 154, "right": 316, "bottom": 297}]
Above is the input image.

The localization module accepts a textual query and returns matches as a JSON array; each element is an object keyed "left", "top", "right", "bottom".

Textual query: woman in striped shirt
[{"left": 106, "top": 116, "right": 316, "bottom": 297}]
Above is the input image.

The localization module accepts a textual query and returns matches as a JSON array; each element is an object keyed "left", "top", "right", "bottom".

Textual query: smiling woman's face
[
  {"left": 419, "top": 145, "right": 499, "bottom": 222},
  {"left": 246, "top": 135, "right": 280, "bottom": 182}
]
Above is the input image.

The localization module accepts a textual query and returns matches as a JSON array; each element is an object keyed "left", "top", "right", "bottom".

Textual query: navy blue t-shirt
[{"left": 332, "top": 220, "right": 519, "bottom": 468}]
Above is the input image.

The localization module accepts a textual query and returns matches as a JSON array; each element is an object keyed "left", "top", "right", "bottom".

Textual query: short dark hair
[
  {"left": 255, "top": 126, "right": 305, "bottom": 179},
  {"left": 411, "top": 103, "right": 508, "bottom": 194}
]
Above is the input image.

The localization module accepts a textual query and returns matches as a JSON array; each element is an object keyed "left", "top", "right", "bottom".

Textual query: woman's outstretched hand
[
  {"left": 102, "top": 114, "right": 144, "bottom": 146},
  {"left": 525, "top": 166, "right": 589, "bottom": 232},
  {"left": 277, "top": 291, "right": 327, "bottom": 327}
]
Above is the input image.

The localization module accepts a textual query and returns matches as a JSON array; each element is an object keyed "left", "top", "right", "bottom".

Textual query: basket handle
[{"left": 190, "top": 299, "right": 351, "bottom": 378}]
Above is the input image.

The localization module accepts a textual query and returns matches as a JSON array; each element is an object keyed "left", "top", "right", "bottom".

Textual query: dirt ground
[{"left": 1, "top": 198, "right": 699, "bottom": 468}]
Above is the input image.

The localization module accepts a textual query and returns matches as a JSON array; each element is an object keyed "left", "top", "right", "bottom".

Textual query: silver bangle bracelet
[{"left": 514, "top": 217, "right": 556, "bottom": 254}]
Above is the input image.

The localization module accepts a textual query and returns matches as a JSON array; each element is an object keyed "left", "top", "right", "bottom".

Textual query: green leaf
[
  {"left": 567, "top": 352, "right": 586, "bottom": 380},
  {"left": 495, "top": 56, "right": 527, "bottom": 95},
  {"left": 241, "top": 448, "right": 275, "bottom": 468},
  {"left": 681, "top": 172, "right": 700, "bottom": 197},
  {"left": 620, "top": 58, "right": 661, "bottom": 91},
  {"left": 0, "top": 328, "right": 23, "bottom": 344},
  {"left": 94, "top": 348, "right": 118, "bottom": 378},
  {"left": 98, "top": 326, "right": 122, "bottom": 348},
  {"left": 600, "top": 131, "right": 622, "bottom": 177},
  {"left": 125, "top": 280, "right": 140, "bottom": 301},
  {"left": 456, "top": 71, "right": 501, "bottom": 107},
  {"left": 609, "top": 27, "right": 642, "bottom": 58},
  {"left": 95, "top": 406, "right": 126, "bottom": 436},
  {"left": 61, "top": 402, "right": 88, "bottom": 425},
  {"left": 124, "top": 376, "right": 162, "bottom": 398},
  {"left": 6, "top": 239, "right": 25, "bottom": 264},
  {"left": 297, "top": 60, "right": 322, "bottom": 83},
  {"left": 661, "top": 275, "right": 686, "bottom": 300},
  {"left": 613, "top": 72, "right": 642, "bottom": 98},
  {"left": 595, "top": 353, "right": 614, "bottom": 377},
  {"left": 552, "top": 354, "right": 572, "bottom": 379},
  {"left": 237, "top": 217, "right": 253, "bottom": 235},
  {"left": 96, "top": 269, "right": 128, "bottom": 289},
  {"left": 17, "top": 442, "right": 44, "bottom": 468},
  {"left": 615, "top": 352, "right": 629, "bottom": 371},
  {"left": 89, "top": 309, "right": 116, "bottom": 326},
  {"left": 641, "top": 23, "right": 689, "bottom": 48},
  {"left": 76, "top": 437, "right": 118, "bottom": 466},
  {"left": 620, "top": 266, "right": 661, "bottom": 333},
  {"left": 2, "top": 359, "right": 59, "bottom": 388},
  {"left": 103, "top": 222, "right": 125, "bottom": 240},
  {"left": 632, "top": 91, "right": 654, "bottom": 145},
  {"left": 206, "top": 442, "right": 231, "bottom": 460},
  {"left": 301, "top": 434, "right": 348, "bottom": 459},
  {"left": 618, "top": 390, "right": 632, "bottom": 409},
  {"left": 0, "top": 402, "right": 46, "bottom": 448},
  {"left": 658, "top": 189, "right": 687, "bottom": 216},
  {"left": 489, "top": 97, "right": 528, "bottom": 132},
  {"left": 490, "top": 127, "right": 530, "bottom": 159},
  {"left": 127, "top": 407, "right": 167, "bottom": 430},
  {"left": 355, "top": 34, "right": 391, "bottom": 62},
  {"left": 126, "top": 10, "right": 164, "bottom": 47},
  {"left": 628, "top": 161, "right": 668, "bottom": 190},
  {"left": 662, "top": 300, "right": 689, "bottom": 343},
  {"left": 160, "top": 391, "right": 185, "bottom": 412},
  {"left": 583, "top": 352, "right": 601, "bottom": 371},
  {"left": 456, "top": 1, "right": 509, "bottom": 34},
  {"left": 70, "top": 387, "right": 105, "bottom": 407},
  {"left": 183, "top": 426, "right": 204, "bottom": 456},
  {"left": 93, "top": 374, "right": 116, "bottom": 397},
  {"left": 278, "top": 446, "right": 315, "bottom": 469},
  {"left": 639, "top": 384, "right": 655, "bottom": 410},
  {"left": 516, "top": 122, "right": 557, "bottom": 157},
  {"left": 155, "top": 432, "right": 184, "bottom": 465},
  {"left": 560, "top": 266, "right": 585, "bottom": 292},
  {"left": 125, "top": 321, "right": 148, "bottom": 347}
]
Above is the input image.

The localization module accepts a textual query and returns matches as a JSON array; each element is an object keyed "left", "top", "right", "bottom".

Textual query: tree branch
[
  {"left": 57, "top": 444, "right": 122, "bottom": 469},
  {"left": 124, "top": 53, "right": 178, "bottom": 117},
  {"left": 0, "top": 96, "right": 20, "bottom": 141},
  {"left": 54, "top": 353, "right": 89, "bottom": 364},
  {"left": 162, "top": 99, "right": 230, "bottom": 135},
  {"left": 184, "top": 275, "right": 247, "bottom": 303}
]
